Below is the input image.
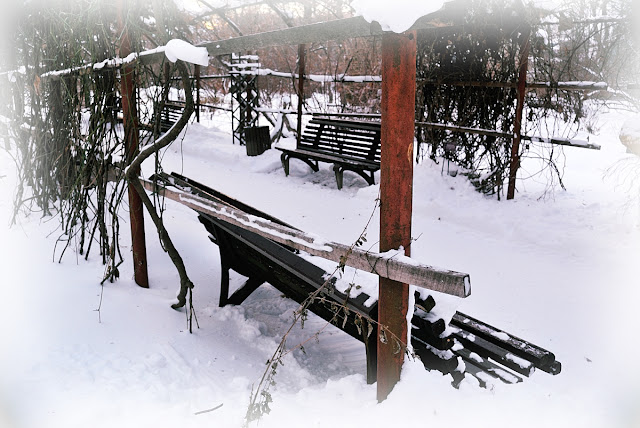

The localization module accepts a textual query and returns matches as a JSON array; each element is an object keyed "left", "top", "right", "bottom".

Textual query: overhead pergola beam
[
  {"left": 196, "top": 0, "right": 246, "bottom": 36},
  {"left": 137, "top": 13, "right": 456, "bottom": 66}
]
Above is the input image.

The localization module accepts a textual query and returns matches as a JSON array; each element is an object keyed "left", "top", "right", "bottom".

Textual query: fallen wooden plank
[{"left": 140, "top": 177, "right": 471, "bottom": 298}]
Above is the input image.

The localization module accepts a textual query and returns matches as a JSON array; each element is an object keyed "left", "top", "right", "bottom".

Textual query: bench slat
[
  {"left": 285, "top": 148, "right": 379, "bottom": 169},
  {"left": 311, "top": 118, "right": 382, "bottom": 132},
  {"left": 300, "top": 135, "right": 380, "bottom": 150},
  {"left": 304, "top": 124, "right": 380, "bottom": 139},
  {"left": 298, "top": 142, "right": 380, "bottom": 160}
]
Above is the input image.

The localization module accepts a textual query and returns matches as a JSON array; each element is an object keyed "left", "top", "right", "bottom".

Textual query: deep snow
[{"left": 1, "top": 105, "right": 640, "bottom": 428}]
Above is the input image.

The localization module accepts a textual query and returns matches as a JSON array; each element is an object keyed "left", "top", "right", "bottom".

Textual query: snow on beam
[
  {"left": 139, "top": 178, "right": 470, "bottom": 298},
  {"left": 193, "top": 14, "right": 457, "bottom": 60}
]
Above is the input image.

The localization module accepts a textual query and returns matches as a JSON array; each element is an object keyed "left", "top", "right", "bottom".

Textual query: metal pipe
[
  {"left": 195, "top": 64, "right": 201, "bottom": 123},
  {"left": 296, "top": 44, "right": 305, "bottom": 146}
]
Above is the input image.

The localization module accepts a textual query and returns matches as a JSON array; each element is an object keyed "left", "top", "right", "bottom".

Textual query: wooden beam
[
  {"left": 192, "top": 13, "right": 457, "bottom": 61},
  {"left": 42, "top": 13, "right": 458, "bottom": 80},
  {"left": 194, "top": 17, "right": 384, "bottom": 60},
  {"left": 139, "top": 178, "right": 471, "bottom": 298}
]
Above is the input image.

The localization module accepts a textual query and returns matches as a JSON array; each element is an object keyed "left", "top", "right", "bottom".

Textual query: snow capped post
[
  {"left": 119, "top": 0, "right": 149, "bottom": 288},
  {"left": 378, "top": 30, "right": 417, "bottom": 402}
]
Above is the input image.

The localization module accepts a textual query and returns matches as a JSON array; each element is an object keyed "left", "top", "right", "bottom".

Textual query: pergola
[
  {"left": 40, "top": 2, "right": 536, "bottom": 400},
  {"left": 127, "top": 6, "right": 482, "bottom": 401}
]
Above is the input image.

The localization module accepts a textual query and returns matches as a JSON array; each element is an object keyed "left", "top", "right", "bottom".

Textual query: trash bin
[{"left": 244, "top": 126, "right": 271, "bottom": 156}]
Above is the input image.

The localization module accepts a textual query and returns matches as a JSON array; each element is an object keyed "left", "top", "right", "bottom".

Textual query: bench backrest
[
  {"left": 154, "top": 102, "right": 184, "bottom": 131},
  {"left": 300, "top": 118, "right": 381, "bottom": 163}
]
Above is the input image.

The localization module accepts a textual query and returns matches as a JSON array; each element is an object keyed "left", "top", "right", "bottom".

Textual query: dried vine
[
  {"left": 415, "top": 1, "right": 527, "bottom": 197},
  {"left": 244, "top": 196, "right": 414, "bottom": 424},
  {"left": 2, "top": 1, "right": 199, "bottom": 308}
]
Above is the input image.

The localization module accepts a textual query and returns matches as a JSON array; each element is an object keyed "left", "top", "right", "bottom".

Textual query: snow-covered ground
[{"left": 1, "top": 106, "right": 639, "bottom": 428}]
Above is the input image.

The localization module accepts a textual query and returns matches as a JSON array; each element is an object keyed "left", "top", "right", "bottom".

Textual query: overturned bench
[
  {"left": 276, "top": 118, "right": 381, "bottom": 189},
  {"left": 150, "top": 172, "right": 561, "bottom": 388}
]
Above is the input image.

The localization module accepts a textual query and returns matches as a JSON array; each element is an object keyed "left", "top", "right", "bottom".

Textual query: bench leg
[
  {"left": 280, "top": 153, "right": 290, "bottom": 176},
  {"left": 333, "top": 164, "right": 344, "bottom": 190},
  {"left": 364, "top": 322, "right": 377, "bottom": 384},
  {"left": 354, "top": 169, "right": 376, "bottom": 186},
  {"left": 219, "top": 258, "right": 231, "bottom": 307},
  {"left": 219, "top": 261, "right": 265, "bottom": 306},
  {"left": 302, "top": 158, "right": 319, "bottom": 173},
  {"left": 226, "top": 276, "right": 265, "bottom": 305}
]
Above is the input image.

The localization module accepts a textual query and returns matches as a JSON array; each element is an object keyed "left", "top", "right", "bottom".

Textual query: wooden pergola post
[
  {"left": 507, "top": 26, "right": 531, "bottom": 200},
  {"left": 119, "top": 0, "right": 149, "bottom": 288},
  {"left": 377, "top": 30, "right": 417, "bottom": 402}
]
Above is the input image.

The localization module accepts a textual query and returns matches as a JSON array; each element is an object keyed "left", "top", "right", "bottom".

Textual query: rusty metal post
[
  {"left": 296, "top": 44, "right": 306, "bottom": 146},
  {"left": 506, "top": 26, "right": 531, "bottom": 200},
  {"left": 119, "top": 0, "right": 149, "bottom": 288},
  {"left": 195, "top": 64, "right": 201, "bottom": 123},
  {"left": 377, "top": 31, "right": 416, "bottom": 402}
]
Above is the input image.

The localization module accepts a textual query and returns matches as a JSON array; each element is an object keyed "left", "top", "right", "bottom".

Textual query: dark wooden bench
[
  {"left": 139, "top": 101, "right": 185, "bottom": 134},
  {"left": 157, "top": 102, "right": 184, "bottom": 133},
  {"left": 155, "top": 172, "right": 561, "bottom": 388},
  {"left": 276, "top": 118, "right": 381, "bottom": 189}
]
